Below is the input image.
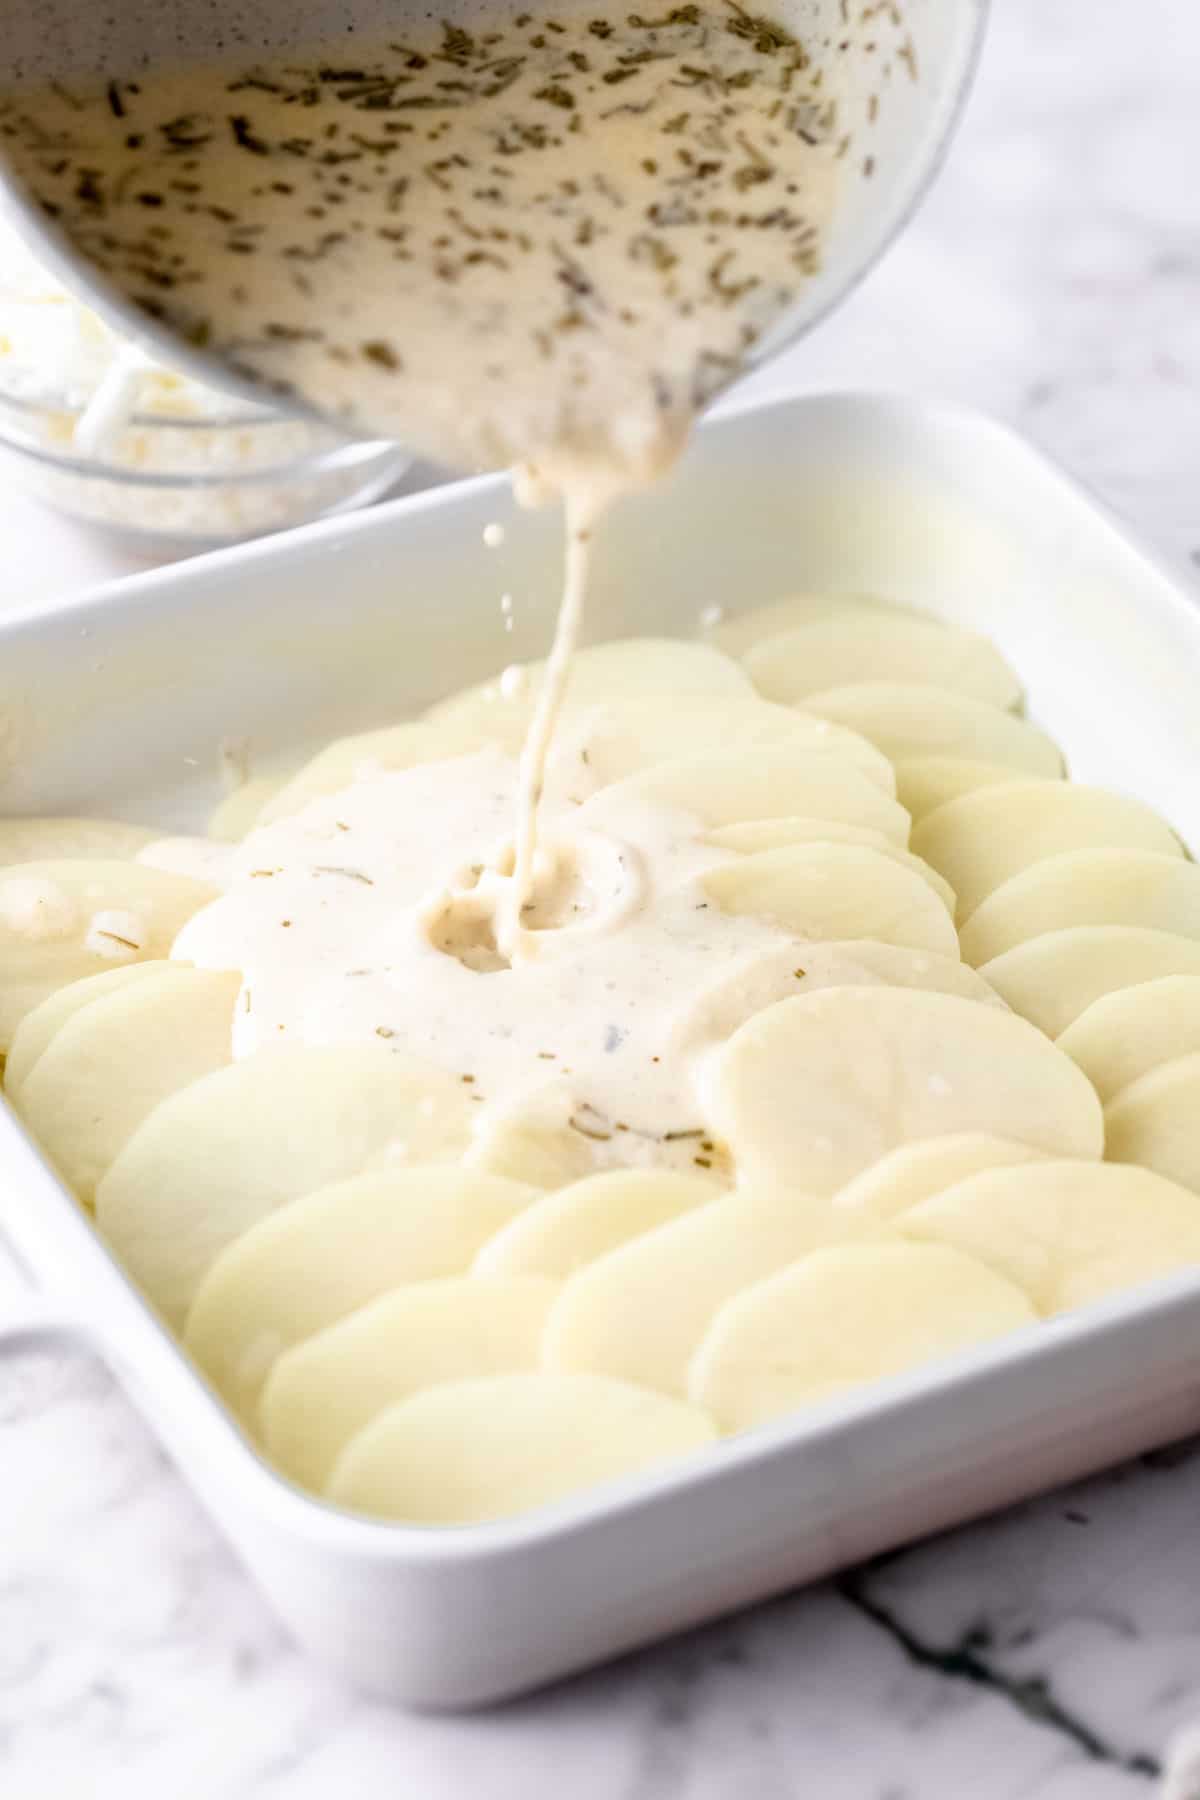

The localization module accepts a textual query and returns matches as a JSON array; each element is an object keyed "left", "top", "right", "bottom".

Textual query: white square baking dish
[{"left": 3, "top": 390, "right": 1200, "bottom": 1710}]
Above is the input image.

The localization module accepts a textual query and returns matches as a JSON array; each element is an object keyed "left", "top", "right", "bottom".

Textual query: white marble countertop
[{"left": 3, "top": 0, "right": 1200, "bottom": 1793}]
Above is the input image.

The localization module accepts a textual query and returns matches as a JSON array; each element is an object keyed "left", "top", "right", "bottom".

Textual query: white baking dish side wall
[{"left": 2, "top": 392, "right": 1200, "bottom": 1708}]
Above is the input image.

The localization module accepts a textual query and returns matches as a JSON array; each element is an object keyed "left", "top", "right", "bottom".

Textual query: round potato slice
[
  {"left": 710, "top": 988, "right": 1103, "bottom": 1194},
  {"left": 474, "top": 1169, "right": 718, "bottom": 1280},
  {"left": 0, "top": 817, "right": 155, "bottom": 866},
  {"left": 208, "top": 777, "right": 287, "bottom": 842},
  {"left": 912, "top": 785, "right": 1184, "bottom": 923},
  {"left": 465, "top": 1080, "right": 731, "bottom": 1188},
  {"left": 96, "top": 1045, "right": 474, "bottom": 1328},
  {"left": 690, "top": 1242, "right": 1036, "bottom": 1433},
  {"left": 745, "top": 613, "right": 1022, "bottom": 712},
  {"left": 13, "top": 966, "right": 240, "bottom": 1209},
  {"left": 0, "top": 859, "right": 218, "bottom": 1052},
  {"left": 703, "top": 844, "right": 959, "bottom": 956},
  {"left": 834, "top": 1134, "right": 1047, "bottom": 1221},
  {"left": 979, "top": 928, "right": 1200, "bottom": 1038},
  {"left": 708, "top": 592, "right": 894, "bottom": 659},
  {"left": 900, "top": 1161, "right": 1200, "bottom": 1314},
  {"left": 960, "top": 851, "right": 1200, "bottom": 966},
  {"left": 894, "top": 757, "right": 1057, "bottom": 825},
  {"left": 4, "top": 961, "right": 170, "bottom": 1102},
  {"left": 262, "top": 1275, "right": 560, "bottom": 1490},
  {"left": 257, "top": 717, "right": 498, "bottom": 825},
  {"left": 581, "top": 750, "right": 910, "bottom": 844},
  {"left": 1057, "top": 978, "right": 1200, "bottom": 1104},
  {"left": 801, "top": 683, "right": 1063, "bottom": 777},
  {"left": 327, "top": 1371, "right": 718, "bottom": 1524},
  {"left": 708, "top": 819, "right": 955, "bottom": 914},
  {"left": 184, "top": 1167, "right": 538, "bottom": 1423},
  {"left": 542, "top": 1188, "right": 871, "bottom": 1398},
  {"left": 1105, "top": 1054, "right": 1200, "bottom": 1195}
]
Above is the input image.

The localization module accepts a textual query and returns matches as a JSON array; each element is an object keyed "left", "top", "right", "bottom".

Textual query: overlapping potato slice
[
  {"left": 4, "top": 961, "right": 169, "bottom": 1101},
  {"left": 327, "top": 1371, "right": 717, "bottom": 1523},
  {"left": 709, "top": 592, "right": 900, "bottom": 660},
  {"left": 0, "top": 860, "right": 218, "bottom": 1051},
  {"left": 473, "top": 1169, "right": 718, "bottom": 1279},
  {"left": 800, "top": 683, "right": 1063, "bottom": 776},
  {"left": 257, "top": 717, "right": 497, "bottom": 824},
  {"left": 208, "top": 777, "right": 287, "bottom": 841},
  {"left": 1057, "top": 978, "right": 1200, "bottom": 1103},
  {"left": 581, "top": 749, "right": 910, "bottom": 843},
  {"left": 135, "top": 835, "right": 236, "bottom": 887},
  {"left": 834, "top": 1134, "right": 1047, "bottom": 1221},
  {"left": 979, "top": 928, "right": 1200, "bottom": 1037},
  {"left": 184, "top": 1167, "right": 538, "bottom": 1422},
  {"left": 703, "top": 844, "right": 960, "bottom": 955},
  {"left": 1105, "top": 1055, "right": 1200, "bottom": 1194},
  {"left": 710, "top": 988, "right": 1103, "bottom": 1194},
  {"left": 894, "top": 757, "right": 1057, "bottom": 824},
  {"left": 960, "top": 851, "right": 1200, "bottom": 966},
  {"left": 899, "top": 1162, "right": 1200, "bottom": 1313},
  {"left": 708, "top": 819, "right": 955, "bottom": 913},
  {"left": 0, "top": 817, "right": 155, "bottom": 866},
  {"left": 912, "top": 785, "right": 1184, "bottom": 922},
  {"left": 13, "top": 966, "right": 240, "bottom": 1208},
  {"left": 96, "top": 1046, "right": 474, "bottom": 1328},
  {"left": 745, "top": 612, "right": 1022, "bottom": 711},
  {"left": 542, "top": 1189, "right": 870, "bottom": 1397},
  {"left": 690, "top": 1242, "right": 1036, "bottom": 1433},
  {"left": 262, "top": 1275, "right": 560, "bottom": 1489}
]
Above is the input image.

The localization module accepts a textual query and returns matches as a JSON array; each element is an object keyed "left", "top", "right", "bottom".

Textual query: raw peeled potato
[
  {"left": 473, "top": 1169, "right": 718, "bottom": 1279},
  {"left": 327, "top": 1371, "right": 717, "bottom": 1524},
  {"left": 96, "top": 1045, "right": 474, "bottom": 1328},
  {"left": 959, "top": 850, "right": 1200, "bottom": 966},
  {"left": 261, "top": 1275, "right": 560, "bottom": 1489},
  {"left": 185, "top": 1167, "right": 538, "bottom": 1423},
  {"left": 834, "top": 1133, "right": 1047, "bottom": 1221},
  {"left": 542, "top": 1188, "right": 870, "bottom": 1397},
  {"left": 710, "top": 987, "right": 1103, "bottom": 1194},
  {"left": 979, "top": 928, "right": 1200, "bottom": 1038},
  {"left": 0, "top": 859, "right": 217, "bottom": 1051},
  {"left": 894, "top": 757, "right": 1056, "bottom": 824},
  {"left": 258, "top": 717, "right": 497, "bottom": 824},
  {"left": 709, "top": 819, "right": 955, "bottom": 913},
  {"left": 744, "top": 611, "right": 1022, "bottom": 711},
  {"left": 702, "top": 844, "right": 960, "bottom": 956},
  {"left": 709, "top": 591, "right": 898, "bottom": 660},
  {"left": 4, "top": 960, "right": 169, "bottom": 1101},
  {"left": 1105, "top": 1055, "right": 1200, "bottom": 1195},
  {"left": 581, "top": 749, "right": 910, "bottom": 843},
  {"left": 690, "top": 1242, "right": 1036, "bottom": 1433},
  {"left": 898, "top": 1161, "right": 1200, "bottom": 1314},
  {"left": 1056, "top": 978, "right": 1200, "bottom": 1103},
  {"left": 0, "top": 817, "right": 155, "bottom": 866},
  {"left": 12, "top": 966, "right": 241, "bottom": 1208},
  {"left": 208, "top": 776, "right": 286, "bottom": 841},
  {"left": 800, "top": 683, "right": 1064, "bottom": 777}
]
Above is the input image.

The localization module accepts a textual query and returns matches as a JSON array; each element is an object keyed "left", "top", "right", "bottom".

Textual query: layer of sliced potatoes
[{"left": 5, "top": 593, "right": 1200, "bottom": 1529}]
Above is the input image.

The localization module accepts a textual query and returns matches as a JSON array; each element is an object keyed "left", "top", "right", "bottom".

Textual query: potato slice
[
  {"left": 96, "top": 1045, "right": 474, "bottom": 1327},
  {"left": 703, "top": 844, "right": 959, "bottom": 956},
  {"left": 710, "top": 988, "right": 1103, "bottom": 1194},
  {"left": 802, "top": 683, "right": 1063, "bottom": 776},
  {"left": 912, "top": 785, "right": 1184, "bottom": 923},
  {"left": 691, "top": 1242, "right": 1036, "bottom": 1433},
  {"left": 257, "top": 718, "right": 497, "bottom": 824},
  {"left": 834, "top": 1134, "right": 1047, "bottom": 1221},
  {"left": 4, "top": 961, "right": 170, "bottom": 1102},
  {"left": 327, "top": 1372, "right": 717, "bottom": 1523},
  {"left": 901, "top": 1162, "right": 1200, "bottom": 1313},
  {"left": 960, "top": 851, "right": 1200, "bottom": 966},
  {"left": 0, "top": 859, "right": 217, "bottom": 1051},
  {"left": 208, "top": 777, "right": 287, "bottom": 841},
  {"left": 542, "top": 1189, "right": 869, "bottom": 1397},
  {"left": 184, "top": 1166, "right": 537, "bottom": 1423},
  {"left": 262, "top": 1275, "right": 559, "bottom": 1489},
  {"left": 895, "top": 757, "right": 1056, "bottom": 824},
  {"left": 709, "top": 592, "right": 898, "bottom": 661},
  {"left": 1057, "top": 978, "right": 1200, "bottom": 1104},
  {"left": 1105, "top": 1055, "right": 1200, "bottom": 1195},
  {"left": 0, "top": 817, "right": 155, "bottom": 866},
  {"left": 474, "top": 1169, "right": 718, "bottom": 1279},
  {"left": 13, "top": 966, "right": 240, "bottom": 1208},
  {"left": 979, "top": 928, "right": 1200, "bottom": 1038},
  {"left": 581, "top": 750, "right": 910, "bottom": 844},
  {"left": 745, "top": 612, "right": 1022, "bottom": 711},
  {"left": 709, "top": 819, "right": 955, "bottom": 913}
]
